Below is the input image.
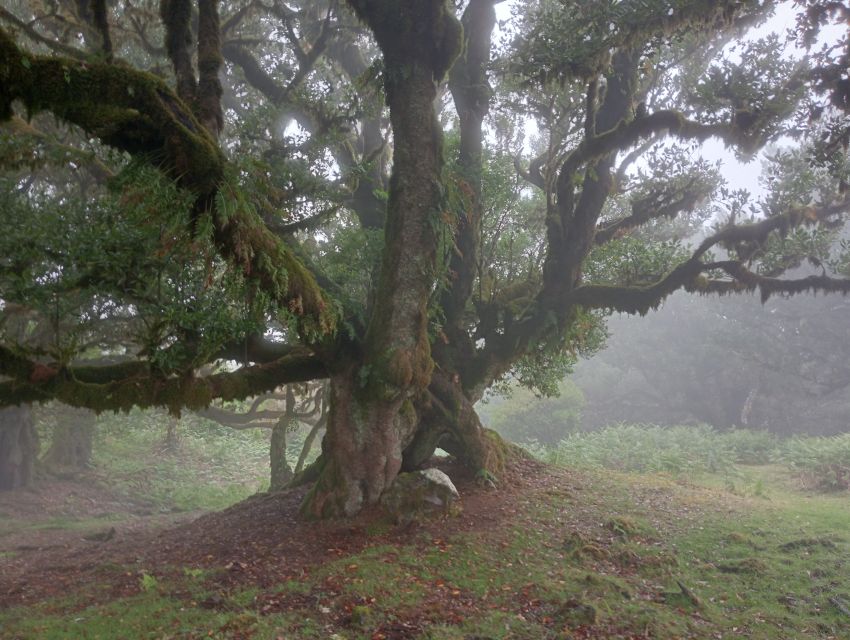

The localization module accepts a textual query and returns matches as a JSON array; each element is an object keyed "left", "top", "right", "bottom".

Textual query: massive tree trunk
[
  {"left": 299, "top": 1, "right": 463, "bottom": 518},
  {"left": 0, "top": 405, "right": 38, "bottom": 490},
  {"left": 44, "top": 406, "right": 94, "bottom": 469},
  {"left": 301, "top": 367, "right": 418, "bottom": 517}
]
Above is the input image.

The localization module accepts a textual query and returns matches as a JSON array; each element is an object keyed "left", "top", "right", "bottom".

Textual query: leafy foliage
[
  {"left": 535, "top": 423, "right": 777, "bottom": 475},
  {"left": 0, "top": 162, "right": 267, "bottom": 372},
  {"left": 780, "top": 433, "right": 850, "bottom": 491}
]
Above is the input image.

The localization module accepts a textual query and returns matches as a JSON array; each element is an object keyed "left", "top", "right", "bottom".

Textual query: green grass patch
[
  {"left": 4, "top": 424, "right": 849, "bottom": 639},
  {"left": 532, "top": 423, "right": 850, "bottom": 495},
  {"left": 92, "top": 414, "right": 270, "bottom": 512},
  {"left": 4, "top": 467, "right": 848, "bottom": 638}
]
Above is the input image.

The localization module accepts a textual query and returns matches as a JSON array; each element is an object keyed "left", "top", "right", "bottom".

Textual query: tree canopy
[{"left": 1, "top": 0, "right": 849, "bottom": 516}]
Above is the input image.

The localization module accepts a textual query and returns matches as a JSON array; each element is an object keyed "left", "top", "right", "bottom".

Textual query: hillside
[{"left": 1, "top": 450, "right": 848, "bottom": 640}]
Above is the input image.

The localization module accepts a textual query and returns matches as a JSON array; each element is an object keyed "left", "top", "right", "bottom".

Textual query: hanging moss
[{"left": 0, "top": 350, "right": 326, "bottom": 415}]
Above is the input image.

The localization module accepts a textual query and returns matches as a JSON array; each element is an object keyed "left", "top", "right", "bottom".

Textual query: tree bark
[
  {"left": 269, "top": 386, "right": 296, "bottom": 491},
  {"left": 44, "top": 406, "right": 94, "bottom": 469},
  {"left": 300, "top": 367, "right": 418, "bottom": 518},
  {"left": 404, "top": 370, "right": 516, "bottom": 476},
  {"left": 269, "top": 415, "right": 294, "bottom": 491},
  {"left": 162, "top": 415, "right": 180, "bottom": 454},
  {"left": 0, "top": 405, "right": 38, "bottom": 490},
  {"left": 299, "top": 1, "right": 463, "bottom": 518}
]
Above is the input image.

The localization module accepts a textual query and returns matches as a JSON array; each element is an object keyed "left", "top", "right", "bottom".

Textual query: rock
[
  {"left": 381, "top": 469, "right": 459, "bottom": 524},
  {"left": 418, "top": 468, "right": 459, "bottom": 503}
]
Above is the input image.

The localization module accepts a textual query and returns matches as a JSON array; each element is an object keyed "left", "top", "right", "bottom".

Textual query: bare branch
[{"left": 0, "top": 7, "right": 87, "bottom": 59}]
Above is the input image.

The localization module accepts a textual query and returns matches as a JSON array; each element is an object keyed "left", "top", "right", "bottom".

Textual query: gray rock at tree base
[
  {"left": 381, "top": 468, "right": 459, "bottom": 524},
  {"left": 418, "top": 468, "right": 459, "bottom": 503}
]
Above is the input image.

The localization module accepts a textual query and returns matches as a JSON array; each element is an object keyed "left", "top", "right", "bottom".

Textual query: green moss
[
  {"left": 299, "top": 457, "right": 349, "bottom": 520},
  {"left": 0, "top": 29, "right": 224, "bottom": 195}
]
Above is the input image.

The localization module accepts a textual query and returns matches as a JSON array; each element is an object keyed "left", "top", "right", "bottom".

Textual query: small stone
[{"left": 381, "top": 468, "right": 459, "bottom": 525}]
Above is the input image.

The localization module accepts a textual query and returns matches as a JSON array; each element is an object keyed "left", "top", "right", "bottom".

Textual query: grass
[
  {"left": 0, "top": 513, "right": 126, "bottom": 539},
  {"left": 91, "top": 414, "right": 271, "bottom": 513},
  {"left": 529, "top": 423, "right": 850, "bottom": 493},
  {"left": 3, "top": 424, "right": 849, "bottom": 638},
  {"left": 3, "top": 461, "right": 848, "bottom": 639}
]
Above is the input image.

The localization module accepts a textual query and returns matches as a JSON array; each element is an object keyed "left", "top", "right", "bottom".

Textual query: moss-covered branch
[
  {"left": 693, "top": 199, "right": 848, "bottom": 261},
  {"left": 0, "top": 351, "right": 327, "bottom": 412},
  {"left": 197, "top": 0, "right": 224, "bottom": 136},
  {"left": 160, "top": 0, "right": 196, "bottom": 104},
  {"left": 594, "top": 186, "right": 704, "bottom": 246},
  {"left": 0, "top": 27, "right": 224, "bottom": 194},
  {"left": 568, "top": 259, "right": 850, "bottom": 315},
  {"left": 0, "top": 28, "right": 338, "bottom": 336},
  {"left": 90, "top": 0, "right": 113, "bottom": 59}
]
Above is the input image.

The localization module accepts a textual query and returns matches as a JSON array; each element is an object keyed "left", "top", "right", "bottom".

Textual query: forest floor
[{"left": 1, "top": 458, "right": 849, "bottom": 639}]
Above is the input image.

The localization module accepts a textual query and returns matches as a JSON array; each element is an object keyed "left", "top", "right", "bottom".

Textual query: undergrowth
[
  {"left": 93, "top": 412, "right": 270, "bottom": 512},
  {"left": 525, "top": 423, "right": 850, "bottom": 492}
]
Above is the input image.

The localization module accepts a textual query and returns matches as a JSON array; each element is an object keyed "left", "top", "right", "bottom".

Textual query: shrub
[
  {"left": 537, "top": 424, "right": 736, "bottom": 475},
  {"left": 779, "top": 434, "right": 850, "bottom": 491}
]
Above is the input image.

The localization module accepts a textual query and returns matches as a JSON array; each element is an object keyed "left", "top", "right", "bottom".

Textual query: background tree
[
  {"left": 42, "top": 405, "right": 95, "bottom": 469},
  {"left": 1, "top": 0, "right": 850, "bottom": 516},
  {"left": 198, "top": 381, "right": 328, "bottom": 489},
  {"left": 0, "top": 405, "right": 36, "bottom": 489}
]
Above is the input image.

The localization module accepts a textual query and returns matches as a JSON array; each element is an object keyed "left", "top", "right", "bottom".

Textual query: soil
[{"left": 0, "top": 457, "right": 554, "bottom": 612}]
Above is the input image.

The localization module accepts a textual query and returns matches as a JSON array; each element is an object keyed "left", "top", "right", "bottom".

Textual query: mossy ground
[{"left": 2, "top": 460, "right": 848, "bottom": 639}]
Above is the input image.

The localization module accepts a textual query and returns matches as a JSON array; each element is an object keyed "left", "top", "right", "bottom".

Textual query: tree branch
[
  {"left": 91, "top": 0, "right": 113, "bottom": 59},
  {"left": 594, "top": 184, "right": 704, "bottom": 245},
  {"left": 197, "top": 0, "right": 224, "bottom": 136},
  {"left": 0, "top": 7, "right": 87, "bottom": 59},
  {"left": 0, "top": 351, "right": 327, "bottom": 412},
  {"left": 160, "top": 0, "right": 197, "bottom": 104}
]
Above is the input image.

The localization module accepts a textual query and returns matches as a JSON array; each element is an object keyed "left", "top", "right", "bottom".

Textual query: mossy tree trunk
[
  {"left": 0, "top": 405, "right": 38, "bottom": 490},
  {"left": 403, "top": 370, "right": 514, "bottom": 476},
  {"left": 44, "top": 406, "right": 94, "bottom": 469},
  {"left": 299, "top": 0, "right": 463, "bottom": 518},
  {"left": 301, "top": 367, "right": 418, "bottom": 517},
  {"left": 299, "top": 1, "right": 521, "bottom": 515}
]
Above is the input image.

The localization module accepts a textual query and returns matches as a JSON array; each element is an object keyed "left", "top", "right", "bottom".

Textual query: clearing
[{"left": 1, "top": 458, "right": 848, "bottom": 639}]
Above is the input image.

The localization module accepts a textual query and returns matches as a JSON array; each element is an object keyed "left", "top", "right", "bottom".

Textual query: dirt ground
[{"left": 0, "top": 458, "right": 552, "bottom": 612}]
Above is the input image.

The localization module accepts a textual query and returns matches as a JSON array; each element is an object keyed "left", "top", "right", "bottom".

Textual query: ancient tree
[{"left": 1, "top": 0, "right": 849, "bottom": 514}]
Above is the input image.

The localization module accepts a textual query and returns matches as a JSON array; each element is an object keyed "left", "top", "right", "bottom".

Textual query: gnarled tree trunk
[
  {"left": 403, "top": 370, "right": 515, "bottom": 476},
  {"left": 44, "top": 406, "right": 94, "bottom": 469},
  {"left": 299, "top": 0, "right": 463, "bottom": 518},
  {"left": 300, "top": 367, "right": 420, "bottom": 517},
  {"left": 0, "top": 405, "right": 38, "bottom": 490}
]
